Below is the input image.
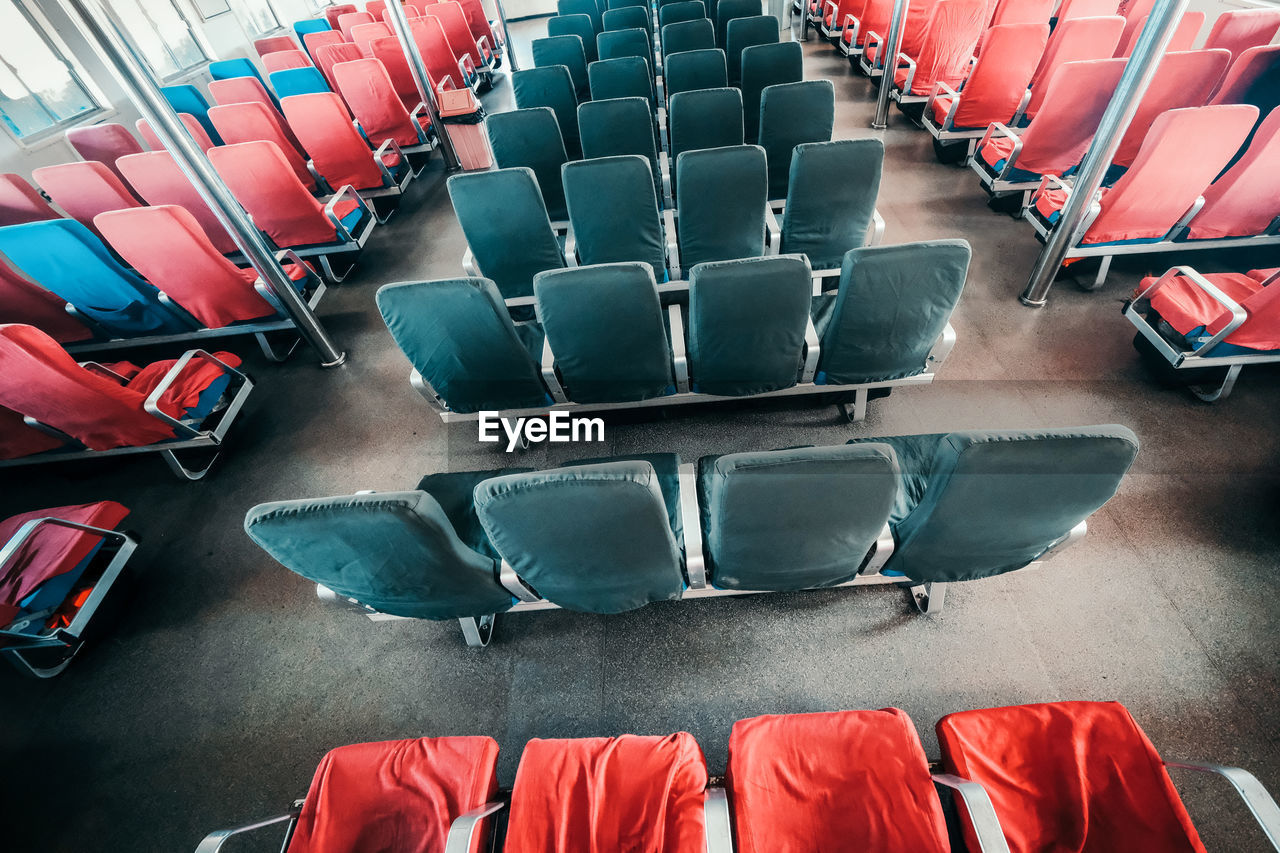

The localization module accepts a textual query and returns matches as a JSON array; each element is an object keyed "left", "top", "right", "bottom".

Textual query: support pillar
[
  {"left": 871, "top": 0, "right": 909, "bottom": 129},
  {"left": 385, "top": 0, "right": 462, "bottom": 170}
]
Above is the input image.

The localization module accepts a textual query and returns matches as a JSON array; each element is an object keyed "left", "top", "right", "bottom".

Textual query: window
[
  {"left": 0, "top": 1, "right": 100, "bottom": 141},
  {"left": 236, "top": 0, "right": 282, "bottom": 37},
  {"left": 104, "top": 0, "right": 208, "bottom": 79}
]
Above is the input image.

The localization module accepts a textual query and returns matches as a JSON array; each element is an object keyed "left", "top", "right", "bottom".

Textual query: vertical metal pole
[
  {"left": 385, "top": 0, "right": 462, "bottom": 170},
  {"left": 492, "top": 0, "right": 520, "bottom": 71},
  {"left": 64, "top": 0, "right": 346, "bottom": 367},
  {"left": 871, "top": 0, "right": 909, "bottom": 128},
  {"left": 1020, "top": 0, "right": 1188, "bottom": 306}
]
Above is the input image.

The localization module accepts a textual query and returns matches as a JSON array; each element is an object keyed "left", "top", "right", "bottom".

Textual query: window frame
[
  {"left": 235, "top": 0, "right": 285, "bottom": 38},
  {"left": 100, "top": 0, "right": 215, "bottom": 83}
]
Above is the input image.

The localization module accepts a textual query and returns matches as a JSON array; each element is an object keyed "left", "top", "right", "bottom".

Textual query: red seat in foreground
[
  {"left": 0, "top": 173, "right": 60, "bottom": 227},
  {"left": 0, "top": 253, "right": 93, "bottom": 344},
  {"left": 1142, "top": 267, "right": 1280, "bottom": 354},
  {"left": 1184, "top": 108, "right": 1280, "bottom": 241},
  {"left": 505, "top": 734, "right": 708, "bottom": 853}
]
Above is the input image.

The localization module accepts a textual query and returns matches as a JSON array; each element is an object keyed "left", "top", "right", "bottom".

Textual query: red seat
[
  {"left": 367, "top": 0, "right": 391, "bottom": 20},
  {"left": 333, "top": 58, "right": 429, "bottom": 148},
  {"left": 894, "top": 0, "right": 988, "bottom": 95},
  {"left": 0, "top": 324, "right": 241, "bottom": 452},
  {"left": 94, "top": 205, "right": 307, "bottom": 329},
  {"left": 0, "top": 405, "right": 64, "bottom": 461},
  {"left": 135, "top": 113, "right": 217, "bottom": 154},
  {"left": 938, "top": 701, "right": 1207, "bottom": 853},
  {"left": 889, "top": 0, "right": 939, "bottom": 64},
  {"left": 1025, "top": 16, "right": 1125, "bottom": 119},
  {"left": 208, "top": 102, "right": 315, "bottom": 190},
  {"left": 1110, "top": 49, "right": 1231, "bottom": 169},
  {"left": 302, "top": 29, "right": 345, "bottom": 60},
  {"left": 0, "top": 254, "right": 91, "bottom": 343},
  {"left": 1185, "top": 108, "right": 1280, "bottom": 240},
  {"left": 338, "top": 10, "right": 375, "bottom": 40},
  {"left": 457, "top": 0, "right": 498, "bottom": 47},
  {"left": 116, "top": 151, "right": 238, "bottom": 256},
  {"left": 281, "top": 92, "right": 402, "bottom": 192},
  {"left": 208, "top": 76, "right": 305, "bottom": 153},
  {"left": 316, "top": 42, "right": 367, "bottom": 89},
  {"left": 411, "top": 16, "right": 468, "bottom": 90},
  {"left": 208, "top": 141, "right": 361, "bottom": 249},
  {"left": 254, "top": 35, "right": 298, "bottom": 57},
  {"left": 973, "top": 0, "right": 1050, "bottom": 53},
  {"left": 727, "top": 710, "right": 949, "bottom": 853},
  {"left": 262, "top": 49, "right": 313, "bottom": 73},
  {"left": 64, "top": 123, "right": 145, "bottom": 186},
  {"left": 428, "top": 1, "right": 490, "bottom": 70},
  {"left": 369, "top": 36, "right": 427, "bottom": 112},
  {"left": 324, "top": 4, "right": 358, "bottom": 30},
  {"left": 1203, "top": 8, "right": 1280, "bottom": 57},
  {"left": 0, "top": 173, "right": 59, "bottom": 227},
  {"left": 1114, "top": 10, "right": 1202, "bottom": 58},
  {"left": 1146, "top": 269, "right": 1280, "bottom": 352},
  {"left": 351, "top": 21, "right": 394, "bottom": 56},
  {"left": 931, "top": 22, "right": 1048, "bottom": 128},
  {"left": 1249, "top": 267, "right": 1279, "bottom": 282},
  {"left": 505, "top": 734, "right": 708, "bottom": 853},
  {"left": 31, "top": 161, "right": 141, "bottom": 238},
  {"left": 1210, "top": 43, "right": 1280, "bottom": 104},
  {"left": 1056, "top": 0, "right": 1117, "bottom": 20},
  {"left": 844, "top": 0, "right": 889, "bottom": 47}
]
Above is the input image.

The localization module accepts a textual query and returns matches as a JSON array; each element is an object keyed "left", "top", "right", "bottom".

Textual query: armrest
[
  {"left": 931, "top": 774, "right": 1012, "bottom": 853},
  {"left": 0, "top": 517, "right": 129, "bottom": 583},
  {"left": 540, "top": 335, "right": 569, "bottom": 403},
  {"left": 867, "top": 209, "right": 885, "bottom": 246},
  {"left": 897, "top": 52, "right": 917, "bottom": 94},
  {"left": 1010, "top": 87, "right": 1031, "bottom": 127},
  {"left": 822, "top": 0, "right": 839, "bottom": 27},
  {"left": 703, "top": 788, "right": 733, "bottom": 853},
  {"left": 477, "top": 36, "right": 494, "bottom": 66},
  {"left": 983, "top": 122, "right": 1022, "bottom": 179},
  {"left": 194, "top": 810, "right": 300, "bottom": 853},
  {"left": 78, "top": 362, "right": 131, "bottom": 384},
  {"left": 499, "top": 561, "right": 541, "bottom": 602},
  {"left": 928, "top": 81, "right": 960, "bottom": 131},
  {"left": 860, "top": 522, "right": 895, "bottom": 575},
  {"left": 1166, "top": 761, "right": 1280, "bottom": 849},
  {"left": 143, "top": 350, "right": 245, "bottom": 439},
  {"left": 864, "top": 29, "right": 883, "bottom": 67},
  {"left": 668, "top": 303, "right": 689, "bottom": 393},
  {"left": 1134, "top": 266, "right": 1249, "bottom": 356},
  {"left": 843, "top": 13, "right": 860, "bottom": 45},
  {"left": 460, "top": 55, "right": 477, "bottom": 84},
  {"left": 1036, "top": 519, "right": 1086, "bottom": 563},
  {"left": 442, "top": 801, "right": 507, "bottom": 853},
  {"left": 663, "top": 206, "right": 681, "bottom": 281},
  {"left": 800, "top": 314, "right": 820, "bottom": 383},
  {"left": 926, "top": 321, "right": 957, "bottom": 368},
  {"left": 372, "top": 137, "right": 404, "bottom": 186},
  {"left": 677, "top": 462, "right": 707, "bottom": 588},
  {"left": 256, "top": 249, "right": 320, "bottom": 313},
  {"left": 659, "top": 150, "right": 672, "bottom": 203},
  {"left": 764, "top": 205, "right": 781, "bottom": 255},
  {"left": 462, "top": 245, "right": 479, "bottom": 277},
  {"left": 409, "top": 102, "right": 431, "bottom": 142},
  {"left": 563, "top": 226, "right": 579, "bottom": 268},
  {"left": 323, "top": 184, "right": 371, "bottom": 242}
]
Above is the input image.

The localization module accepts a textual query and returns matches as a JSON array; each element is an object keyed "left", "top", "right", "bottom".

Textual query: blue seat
[
  {"left": 269, "top": 67, "right": 331, "bottom": 98},
  {"left": 293, "top": 18, "right": 333, "bottom": 41},
  {"left": 209, "top": 58, "right": 270, "bottom": 91},
  {"left": 159, "top": 85, "right": 224, "bottom": 145}
]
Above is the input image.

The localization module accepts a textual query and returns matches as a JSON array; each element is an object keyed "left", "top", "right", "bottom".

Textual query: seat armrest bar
[
  {"left": 78, "top": 361, "right": 131, "bottom": 384},
  {"left": 1037, "top": 519, "right": 1086, "bottom": 563},
  {"left": 499, "top": 561, "right": 541, "bottom": 602},
  {"left": 677, "top": 462, "right": 707, "bottom": 588},
  {"left": 323, "top": 184, "right": 370, "bottom": 242},
  {"left": 0, "top": 518, "right": 128, "bottom": 578},
  {"left": 409, "top": 102, "right": 431, "bottom": 143},
  {"left": 928, "top": 81, "right": 959, "bottom": 131},
  {"left": 801, "top": 315, "right": 820, "bottom": 383},
  {"left": 143, "top": 350, "right": 246, "bottom": 439},
  {"left": 860, "top": 522, "right": 895, "bottom": 576},
  {"left": 926, "top": 322, "right": 957, "bottom": 368},
  {"left": 1010, "top": 87, "right": 1032, "bottom": 127},
  {"left": 897, "top": 52, "right": 917, "bottom": 95},
  {"left": 764, "top": 205, "right": 781, "bottom": 255},
  {"left": 867, "top": 209, "right": 886, "bottom": 246},
  {"left": 371, "top": 137, "right": 402, "bottom": 186},
  {"left": 1147, "top": 266, "right": 1249, "bottom": 356},
  {"left": 703, "top": 788, "right": 733, "bottom": 853},
  {"left": 663, "top": 206, "right": 681, "bottom": 280},
  {"left": 931, "top": 774, "right": 1012, "bottom": 853},
  {"left": 193, "top": 811, "right": 299, "bottom": 853},
  {"left": 563, "top": 227, "right": 579, "bottom": 267},
  {"left": 668, "top": 303, "right": 689, "bottom": 393},
  {"left": 983, "top": 122, "right": 1021, "bottom": 179},
  {"left": 462, "top": 245, "right": 479, "bottom": 276},
  {"left": 442, "top": 801, "right": 507, "bottom": 853},
  {"left": 540, "top": 336, "right": 569, "bottom": 403},
  {"left": 1165, "top": 761, "right": 1280, "bottom": 849}
]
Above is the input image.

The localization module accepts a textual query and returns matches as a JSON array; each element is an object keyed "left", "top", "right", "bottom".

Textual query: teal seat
[
  {"left": 759, "top": 80, "right": 834, "bottom": 200},
  {"left": 608, "top": 0, "right": 649, "bottom": 8},
  {"left": 160, "top": 85, "right": 224, "bottom": 144},
  {"left": 661, "top": 19, "right": 715, "bottom": 63},
  {"left": 664, "top": 48, "right": 727, "bottom": 99},
  {"left": 597, "top": 28, "right": 654, "bottom": 80},
  {"left": 697, "top": 444, "right": 900, "bottom": 590},
  {"left": 557, "top": 0, "right": 603, "bottom": 34},
  {"left": 535, "top": 262, "right": 675, "bottom": 402},
  {"left": 725, "top": 15, "right": 779, "bottom": 83},
  {"left": 578, "top": 97, "right": 662, "bottom": 201},
  {"left": 548, "top": 13, "right": 599, "bottom": 62},
  {"left": 474, "top": 460, "right": 686, "bottom": 614},
  {"left": 660, "top": 1, "right": 707, "bottom": 29},
  {"left": 675, "top": 144, "right": 767, "bottom": 268},
  {"left": 715, "top": 0, "right": 760, "bottom": 47},
  {"left": 532, "top": 34, "right": 590, "bottom": 98},
  {"left": 741, "top": 41, "right": 803, "bottom": 143},
  {"left": 562, "top": 157, "right": 666, "bottom": 277},
  {"left": 293, "top": 18, "right": 332, "bottom": 39},
  {"left": 376, "top": 277, "right": 551, "bottom": 413},
  {"left": 209, "top": 58, "right": 268, "bottom": 90},
  {"left": 244, "top": 491, "right": 514, "bottom": 620},
  {"left": 269, "top": 66, "right": 330, "bottom": 98},
  {"left": 603, "top": 5, "right": 649, "bottom": 33},
  {"left": 487, "top": 107, "right": 570, "bottom": 221},
  {"left": 447, "top": 168, "right": 566, "bottom": 300},
  {"left": 512, "top": 66, "right": 581, "bottom": 156},
  {"left": 848, "top": 426, "right": 1140, "bottom": 583},
  {"left": 814, "top": 240, "right": 969, "bottom": 385},
  {"left": 587, "top": 56, "right": 655, "bottom": 103},
  {"left": 781, "top": 139, "right": 884, "bottom": 270},
  {"left": 669, "top": 87, "right": 743, "bottom": 196},
  {"left": 687, "top": 254, "right": 813, "bottom": 395}
]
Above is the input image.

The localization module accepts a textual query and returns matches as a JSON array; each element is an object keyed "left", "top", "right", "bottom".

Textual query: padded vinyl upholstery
[
  {"left": 474, "top": 460, "right": 686, "bottom": 613},
  {"left": 586, "top": 56, "right": 654, "bottom": 102},
  {"left": 688, "top": 254, "right": 812, "bottom": 395},
  {"left": 670, "top": 87, "right": 744, "bottom": 166},
  {"left": 562, "top": 157, "right": 666, "bottom": 277},
  {"left": 578, "top": 97, "right": 662, "bottom": 198},
  {"left": 487, "top": 108, "right": 570, "bottom": 221},
  {"left": 664, "top": 48, "right": 729, "bottom": 97},
  {"left": 512, "top": 66, "right": 581, "bottom": 155},
  {"left": 548, "top": 14, "right": 598, "bottom": 62},
  {"left": 741, "top": 41, "right": 803, "bottom": 142},
  {"left": 697, "top": 443, "right": 899, "bottom": 590},
  {"left": 376, "top": 277, "right": 551, "bottom": 414},
  {"left": 725, "top": 15, "right": 780, "bottom": 82},
  {"left": 243, "top": 491, "right": 514, "bottom": 619},
  {"left": 676, "top": 144, "right": 767, "bottom": 268},
  {"left": 532, "top": 34, "right": 590, "bottom": 95},
  {"left": 662, "top": 18, "right": 716, "bottom": 60},
  {"left": 597, "top": 27, "right": 655, "bottom": 77},
  {"left": 781, "top": 139, "right": 884, "bottom": 269},
  {"left": 758, "top": 80, "right": 835, "bottom": 200}
]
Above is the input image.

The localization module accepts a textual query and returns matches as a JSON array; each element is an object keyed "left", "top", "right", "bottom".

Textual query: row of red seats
[{"left": 195, "top": 700, "right": 1280, "bottom": 852}]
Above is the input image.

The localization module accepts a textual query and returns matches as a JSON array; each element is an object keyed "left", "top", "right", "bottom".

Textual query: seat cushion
[
  {"left": 976, "top": 132, "right": 1017, "bottom": 173},
  {"left": 1147, "top": 271, "right": 1277, "bottom": 352},
  {"left": 505, "top": 734, "right": 708, "bottom": 853},
  {"left": 728, "top": 709, "right": 949, "bottom": 853},
  {"left": 937, "top": 702, "right": 1207, "bottom": 853},
  {"left": 287, "top": 737, "right": 500, "bottom": 853},
  {"left": 417, "top": 467, "right": 535, "bottom": 560}
]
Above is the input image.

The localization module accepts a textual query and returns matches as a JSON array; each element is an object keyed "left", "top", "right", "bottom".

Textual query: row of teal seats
[{"left": 244, "top": 424, "right": 1139, "bottom": 646}]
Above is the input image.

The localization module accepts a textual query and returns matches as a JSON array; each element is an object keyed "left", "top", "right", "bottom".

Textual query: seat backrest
[
  {"left": 701, "top": 444, "right": 900, "bottom": 590},
  {"left": 878, "top": 426, "right": 1139, "bottom": 582},
  {"left": 660, "top": 0, "right": 707, "bottom": 28},
  {"left": 1055, "top": 0, "right": 1115, "bottom": 20},
  {"left": 562, "top": 156, "right": 666, "bottom": 276},
  {"left": 0, "top": 173, "right": 58, "bottom": 227},
  {"left": 676, "top": 144, "right": 767, "bottom": 268},
  {"left": 1114, "top": 10, "right": 1201, "bottom": 58},
  {"left": 208, "top": 77, "right": 305, "bottom": 155},
  {"left": 339, "top": 10, "right": 376, "bottom": 39},
  {"left": 135, "top": 113, "right": 219, "bottom": 154},
  {"left": 670, "top": 86, "right": 744, "bottom": 167},
  {"left": 662, "top": 18, "right": 716, "bottom": 60},
  {"left": 1014, "top": 58, "right": 1126, "bottom": 176},
  {"left": 0, "top": 254, "right": 92, "bottom": 344},
  {"left": 740, "top": 40, "right": 803, "bottom": 142},
  {"left": 316, "top": 42, "right": 368, "bottom": 88},
  {"left": 209, "top": 57, "right": 268, "bottom": 87},
  {"left": 262, "top": 49, "right": 313, "bottom": 73},
  {"left": 116, "top": 151, "right": 238, "bottom": 256},
  {"left": 1082, "top": 104, "right": 1257, "bottom": 245},
  {"left": 716, "top": 0, "right": 761, "bottom": 47},
  {"left": 474, "top": 461, "right": 686, "bottom": 613},
  {"left": 294, "top": 17, "right": 334, "bottom": 39},
  {"left": 1204, "top": 7, "right": 1280, "bottom": 56},
  {"left": 729, "top": 709, "right": 949, "bottom": 853},
  {"left": 0, "top": 220, "right": 188, "bottom": 336},
  {"left": 367, "top": 37, "right": 425, "bottom": 111},
  {"left": 937, "top": 701, "right": 1204, "bottom": 853},
  {"left": 32, "top": 161, "right": 141, "bottom": 237},
  {"left": 324, "top": 4, "right": 358, "bottom": 29},
  {"left": 511, "top": 66, "right": 581, "bottom": 156},
  {"left": 428, "top": 2, "right": 486, "bottom": 66},
  {"left": 160, "top": 85, "right": 224, "bottom": 144},
  {"left": 532, "top": 34, "right": 590, "bottom": 94},
  {"left": 586, "top": 55, "right": 654, "bottom": 101},
  {"left": 94, "top": 205, "right": 275, "bottom": 329},
  {"left": 758, "top": 80, "right": 835, "bottom": 200},
  {"left": 245, "top": 492, "right": 512, "bottom": 619},
  {"left": 604, "top": 5, "right": 649, "bottom": 32},
  {"left": 947, "top": 22, "right": 1048, "bottom": 129},
  {"left": 987, "top": 0, "right": 1052, "bottom": 27},
  {"left": 255, "top": 35, "right": 298, "bottom": 57},
  {"left": 902, "top": 0, "right": 988, "bottom": 95},
  {"left": 270, "top": 66, "right": 332, "bottom": 98},
  {"left": 688, "top": 254, "right": 812, "bottom": 395},
  {"left": 208, "top": 101, "right": 314, "bottom": 189},
  {"left": 852, "top": 0, "right": 893, "bottom": 48},
  {"left": 818, "top": 239, "right": 968, "bottom": 384},
  {"left": 281, "top": 92, "right": 388, "bottom": 192},
  {"left": 507, "top": 734, "right": 707, "bottom": 849},
  {"left": 487, "top": 107, "right": 570, "bottom": 222},
  {"left": 1111, "top": 50, "right": 1232, "bottom": 169},
  {"left": 895, "top": 0, "right": 940, "bottom": 59},
  {"left": 534, "top": 262, "right": 673, "bottom": 402},
  {"left": 1026, "top": 15, "right": 1124, "bottom": 117},
  {"left": 408, "top": 16, "right": 468, "bottom": 90},
  {"left": 549, "top": 13, "right": 599, "bottom": 62},
  {"left": 208, "top": 141, "right": 341, "bottom": 248},
  {"left": 578, "top": 97, "right": 661, "bottom": 200},
  {"left": 64, "top": 123, "right": 145, "bottom": 187},
  {"left": 376, "top": 277, "right": 551, "bottom": 413},
  {"left": 664, "top": 47, "right": 729, "bottom": 98},
  {"left": 597, "top": 27, "right": 653, "bottom": 76},
  {"left": 781, "top": 138, "right": 883, "bottom": 270},
  {"left": 1187, "top": 106, "right": 1280, "bottom": 240},
  {"left": 302, "top": 30, "right": 345, "bottom": 61},
  {"left": 446, "top": 167, "right": 566, "bottom": 299},
  {"left": 558, "top": 0, "right": 604, "bottom": 33},
  {"left": 351, "top": 21, "right": 394, "bottom": 55},
  {"left": 332, "top": 57, "right": 422, "bottom": 148},
  {"left": 456, "top": 0, "right": 497, "bottom": 44},
  {"left": 725, "top": 15, "right": 779, "bottom": 83},
  {"left": 1210, "top": 44, "right": 1280, "bottom": 105}
]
